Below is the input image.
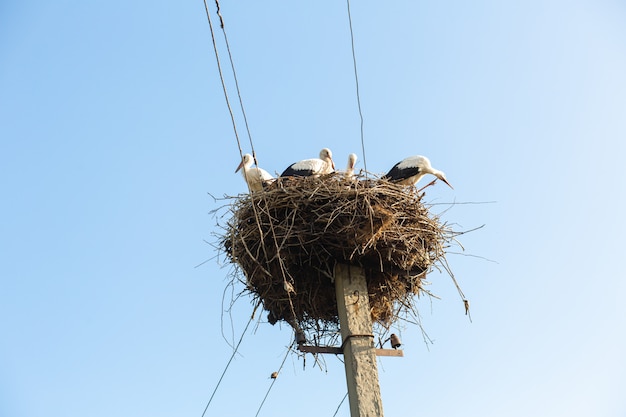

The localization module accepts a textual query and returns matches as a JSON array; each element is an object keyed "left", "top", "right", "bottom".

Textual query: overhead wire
[
  {"left": 213, "top": 0, "right": 258, "bottom": 162},
  {"left": 200, "top": 8, "right": 262, "bottom": 413},
  {"left": 207, "top": 2, "right": 302, "bottom": 350},
  {"left": 201, "top": 4, "right": 302, "bottom": 416},
  {"left": 202, "top": 2, "right": 374, "bottom": 415},
  {"left": 346, "top": 0, "right": 368, "bottom": 176},
  {"left": 254, "top": 341, "right": 294, "bottom": 417},
  {"left": 203, "top": 0, "right": 275, "bottom": 291},
  {"left": 332, "top": 392, "right": 349, "bottom": 417},
  {"left": 202, "top": 0, "right": 244, "bottom": 158},
  {"left": 200, "top": 314, "right": 255, "bottom": 417}
]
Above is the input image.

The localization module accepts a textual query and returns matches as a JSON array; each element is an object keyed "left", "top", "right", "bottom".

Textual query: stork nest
[{"left": 220, "top": 174, "right": 454, "bottom": 343}]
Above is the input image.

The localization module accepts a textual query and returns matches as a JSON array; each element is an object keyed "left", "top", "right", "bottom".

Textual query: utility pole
[
  {"left": 334, "top": 263, "right": 384, "bottom": 417},
  {"left": 297, "top": 263, "right": 401, "bottom": 414}
]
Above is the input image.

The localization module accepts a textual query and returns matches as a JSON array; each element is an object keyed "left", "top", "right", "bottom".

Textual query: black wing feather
[
  {"left": 280, "top": 164, "right": 315, "bottom": 177},
  {"left": 383, "top": 164, "right": 422, "bottom": 181}
]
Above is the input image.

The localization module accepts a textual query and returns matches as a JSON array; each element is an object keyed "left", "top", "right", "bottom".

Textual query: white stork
[
  {"left": 383, "top": 155, "right": 453, "bottom": 189},
  {"left": 235, "top": 153, "right": 274, "bottom": 192},
  {"left": 344, "top": 153, "right": 358, "bottom": 180},
  {"left": 280, "top": 148, "right": 335, "bottom": 177}
]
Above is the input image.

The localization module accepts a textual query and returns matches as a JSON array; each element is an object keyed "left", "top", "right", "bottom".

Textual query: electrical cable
[
  {"left": 213, "top": 0, "right": 258, "bottom": 163},
  {"left": 346, "top": 0, "right": 368, "bottom": 176},
  {"left": 254, "top": 341, "right": 294, "bottom": 417},
  {"left": 332, "top": 392, "right": 349, "bottom": 417},
  {"left": 200, "top": 315, "right": 254, "bottom": 417},
  {"left": 202, "top": 0, "right": 273, "bottom": 284},
  {"left": 202, "top": 0, "right": 244, "bottom": 157},
  {"left": 200, "top": 3, "right": 374, "bottom": 416},
  {"left": 207, "top": 2, "right": 302, "bottom": 348}
]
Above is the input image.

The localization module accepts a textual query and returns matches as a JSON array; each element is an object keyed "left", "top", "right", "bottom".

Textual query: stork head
[
  {"left": 434, "top": 171, "right": 453, "bottom": 189},
  {"left": 343, "top": 153, "right": 357, "bottom": 180},
  {"left": 420, "top": 156, "right": 453, "bottom": 189},
  {"left": 319, "top": 148, "right": 335, "bottom": 170},
  {"left": 347, "top": 153, "right": 358, "bottom": 170},
  {"left": 235, "top": 153, "right": 253, "bottom": 173},
  {"left": 345, "top": 153, "right": 358, "bottom": 179}
]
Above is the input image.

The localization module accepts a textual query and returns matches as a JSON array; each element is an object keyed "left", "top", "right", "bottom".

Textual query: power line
[
  {"left": 254, "top": 342, "right": 293, "bottom": 417},
  {"left": 346, "top": 0, "right": 368, "bottom": 175},
  {"left": 213, "top": 0, "right": 258, "bottom": 163},
  {"left": 203, "top": 0, "right": 277, "bottom": 268},
  {"left": 200, "top": 315, "right": 254, "bottom": 417},
  {"left": 201, "top": 4, "right": 370, "bottom": 416},
  {"left": 202, "top": 0, "right": 273, "bottom": 276},
  {"left": 207, "top": 2, "right": 301, "bottom": 345},
  {"left": 202, "top": 0, "right": 244, "bottom": 158},
  {"left": 332, "top": 392, "right": 349, "bottom": 417}
]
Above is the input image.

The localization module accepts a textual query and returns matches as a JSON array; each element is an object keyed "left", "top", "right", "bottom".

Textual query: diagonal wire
[
  {"left": 202, "top": 0, "right": 244, "bottom": 158},
  {"left": 213, "top": 0, "right": 258, "bottom": 163},
  {"left": 201, "top": 4, "right": 302, "bottom": 417},
  {"left": 346, "top": 0, "right": 367, "bottom": 176},
  {"left": 207, "top": 2, "right": 299, "bottom": 330},
  {"left": 200, "top": 314, "right": 254, "bottom": 417},
  {"left": 254, "top": 341, "right": 294, "bottom": 417},
  {"left": 332, "top": 392, "right": 349, "bottom": 417},
  {"left": 202, "top": 0, "right": 272, "bottom": 279},
  {"left": 203, "top": 3, "right": 298, "bottom": 346}
]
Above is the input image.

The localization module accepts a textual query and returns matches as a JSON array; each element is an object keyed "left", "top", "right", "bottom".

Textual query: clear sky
[{"left": 1, "top": 1, "right": 625, "bottom": 416}]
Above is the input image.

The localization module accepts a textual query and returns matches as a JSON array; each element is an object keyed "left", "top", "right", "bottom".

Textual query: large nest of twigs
[{"left": 221, "top": 174, "right": 453, "bottom": 343}]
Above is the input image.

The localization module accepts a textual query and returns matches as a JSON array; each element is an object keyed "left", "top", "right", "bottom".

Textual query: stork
[
  {"left": 280, "top": 148, "right": 335, "bottom": 177},
  {"left": 235, "top": 153, "right": 274, "bottom": 192},
  {"left": 383, "top": 155, "right": 453, "bottom": 189},
  {"left": 344, "top": 153, "right": 358, "bottom": 180}
]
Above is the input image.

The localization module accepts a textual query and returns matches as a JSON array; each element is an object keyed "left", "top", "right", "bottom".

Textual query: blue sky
[{"left": 1, "top": 1, "right": 625, "bottom": 416}]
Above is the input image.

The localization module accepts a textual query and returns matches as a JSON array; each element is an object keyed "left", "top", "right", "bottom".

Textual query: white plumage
[
  {"left": 235, "top": 153, "right": 274, "bottom": 192},
  {"left": 280, "top": 148, "right": 335, "bottom": 177},
  {"left": 383, "top": 155, "right": 453, "bottom": 189},
  {"left": 344, "top": 153, "right": 358, "bottom": 180}
]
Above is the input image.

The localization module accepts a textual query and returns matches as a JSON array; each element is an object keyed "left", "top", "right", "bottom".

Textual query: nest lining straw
[{"left": 221, "top": 173, "right": 453, "bottom": 343}]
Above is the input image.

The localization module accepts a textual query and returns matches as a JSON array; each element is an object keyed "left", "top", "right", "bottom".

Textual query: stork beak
[
  {"left": 331, "top": 159, "right": 336, "bottom": 170},
  {"left": 440, "top": 176, "right": 453, "bottom": 189},
  {"left": 235, "top": 161, "right": 244, "bottom": 173}
]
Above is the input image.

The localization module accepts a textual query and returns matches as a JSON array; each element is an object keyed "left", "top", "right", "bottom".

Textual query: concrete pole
[{"left": 334, "top": 263, "right": 384, "bottom": 417}]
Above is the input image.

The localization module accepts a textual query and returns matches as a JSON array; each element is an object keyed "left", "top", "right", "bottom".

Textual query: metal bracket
[{"left": 297, "top": 344, "right": 403, "bottom": 357}]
